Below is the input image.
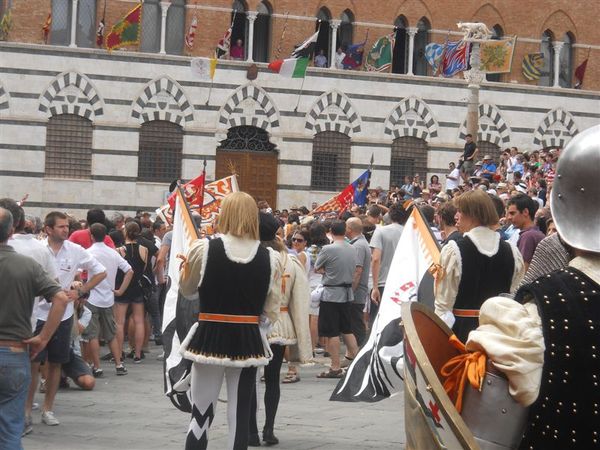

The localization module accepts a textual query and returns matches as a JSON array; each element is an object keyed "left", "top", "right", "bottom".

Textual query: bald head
[
  {"left": 0, "top": 207, "right": 14, "bottom": 243},
  {"left": 345, "top": 217, "right": 363, "bottom": 238}
]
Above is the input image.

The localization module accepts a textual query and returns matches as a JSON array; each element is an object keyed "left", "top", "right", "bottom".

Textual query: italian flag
[{"left": 268, "top": 57, "right": 309, "bottom": 78}]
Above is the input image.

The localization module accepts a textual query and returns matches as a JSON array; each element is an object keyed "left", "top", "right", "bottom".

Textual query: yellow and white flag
[{"left": 191, "top": 57, "right": 217, "bottom": 80}]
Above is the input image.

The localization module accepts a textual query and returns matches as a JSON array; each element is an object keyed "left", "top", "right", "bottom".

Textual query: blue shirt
[{"left": 482, "top": 162, "right": 497, "bottom": 180}]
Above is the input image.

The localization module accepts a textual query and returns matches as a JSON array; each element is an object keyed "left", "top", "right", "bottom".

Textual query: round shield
[
  {"left": 551, "top": 125, "right": 600, "bottom": 253},
  {"left": 401, "top": 302, "right": 479, "bottom": 450}
]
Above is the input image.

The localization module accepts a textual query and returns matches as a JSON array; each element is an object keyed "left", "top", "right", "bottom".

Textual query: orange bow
[{"left": 440, "top": 334, "right": 487, "bottom": 413}]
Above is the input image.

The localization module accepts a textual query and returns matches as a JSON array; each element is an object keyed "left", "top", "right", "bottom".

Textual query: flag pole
[
  {"left": 274, "top": 11, "right": 289, "bottom": 60},
  {"left": 206, "top": 56, "right": 215, "bottom": 105},
  {"left": 294, "top": 76, "right": 306, "bottom": 112}
]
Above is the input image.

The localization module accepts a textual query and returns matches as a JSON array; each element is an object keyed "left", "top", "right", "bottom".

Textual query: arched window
[
  {"left": 413, "top": 18, "right": 430, "bottom": 76},
  {"left": 76, "top": 0, "right": 96, "bottom": 48},
  {"left": 138, "top": 121, "right": 183, "bottom": 182},
  {"left": 486, "top": 24, "right": 504, "bottom": 82},
  {"left": 338, "top": 9, "right": 354, "bottom": 50},
  {"left": 50, "top": 0, "right": 72, "bottom": 46},
  {"left": 140, "top": 0, "right": 161, "bottom": 53},
  {"left": 315, "top": 7, "right": 331, "bottom": 67},
  {"left": 390, "top": 137, "right": 428, "bottom": 188},
  {"left": 165, "top": 0, "right": 185, "bottom": 55},
  {"left": 559, "top": 32, "right": 574, "bottom": 88},
  {"left": 311, "top": 131, "right": 350, "bottom": 191},
  {"left": 253, "top": 1, "right": 271, "bottom": 63},
  {"left": 45, "top": 114, "right": 93, "bottom": 179},
  {"left": 231, "top": 0, "right": 248, "bottom": 60},
  {"left": 539, "top": 29, "right": 555, "bottom": 87},
  {"left": 392, "top": 15, "right": 408, "bottom": 74}
]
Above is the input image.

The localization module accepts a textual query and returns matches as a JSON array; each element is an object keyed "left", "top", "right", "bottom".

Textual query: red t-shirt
[{"left": 69, "top": 229, "right": 115, "bottom": 249}]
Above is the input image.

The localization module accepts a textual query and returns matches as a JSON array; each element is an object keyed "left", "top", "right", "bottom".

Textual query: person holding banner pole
[{"left": 178, "top": 192, "right": 280, "bottom": 450}]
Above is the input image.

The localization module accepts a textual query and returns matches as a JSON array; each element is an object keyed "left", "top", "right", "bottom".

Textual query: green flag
[{"left": 364, "top": 34, "right": 395, "bottom": 72}]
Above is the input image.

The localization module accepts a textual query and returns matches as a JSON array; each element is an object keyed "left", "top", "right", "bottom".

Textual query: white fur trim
[
  {"left": 220, "top": 235, "right": 260, "bottom": 263},
  {"left": 268, "top": 337, "right": 297, "bottom": 345},
  {"left": 464, "top": 226, "right": 500, "bottom": 257}
]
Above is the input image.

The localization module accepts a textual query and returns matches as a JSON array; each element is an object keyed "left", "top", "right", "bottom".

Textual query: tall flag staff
[{"left": 273, "top": 11, "right": 289, "bottom": 60}]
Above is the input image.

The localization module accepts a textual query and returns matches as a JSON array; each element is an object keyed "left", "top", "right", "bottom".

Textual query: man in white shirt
[
  {"left": 445, "top": 162, "right": 460, "bottom": 194},
  {"left": 334, "top": 46, "right": 346, "bottom": 69},
  {"left": 86, "top": 223, "right": 133, "bottom": 376},
  {"left": 27, "top": 211, "right": 106, "bottom": 427}
]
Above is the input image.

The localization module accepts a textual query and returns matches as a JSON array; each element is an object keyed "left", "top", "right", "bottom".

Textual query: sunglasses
[{"left": 292, "top": 238, "right": 305, "bottom": 243}]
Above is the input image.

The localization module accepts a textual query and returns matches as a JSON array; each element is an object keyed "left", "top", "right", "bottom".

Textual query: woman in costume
[
  {"left": 249, "top": 213, "right": 312, "bottom": 446},
  {"left": 434, "top": 190, "right": 524, "bottom": 342},
  {"left": 179, "top": 192, "right": 280, "bottom": 450}
]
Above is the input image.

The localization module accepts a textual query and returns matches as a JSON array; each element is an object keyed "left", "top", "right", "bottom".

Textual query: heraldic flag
[
  {"left": 364, "top": 34, "right": 394, "bottom": 72},
  {"left": 268, "top": 30, "right": 319, "bottom": 78},
  {"left": 522, "top": 53, "right": 544, "bottom": 81},
  {"left": 162, "top": 187, "right": 200, "bottom": 412},
  {"left": 106, "top": 2, "right": 142, "bottom": 51},
  {"left": 331, "top": 205, "right": 441, "bottom": 402},
  {"left": 312, "top": 169, "right": 371, "bottom": 213}
]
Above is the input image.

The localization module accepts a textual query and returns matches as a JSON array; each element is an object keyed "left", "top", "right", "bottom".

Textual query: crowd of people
[{"left": 0, "top": 128, "right": 588, "bottom": 450}]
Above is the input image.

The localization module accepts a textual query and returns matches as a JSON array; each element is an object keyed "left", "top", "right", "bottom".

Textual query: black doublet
[
  {"left": 452, "top": 236, "right": 514, "bottom": 342},
  {"left": 517, "top": 268, "right": 600, "bottom": 449},
  {"left": 185, "top": 238, "right": 271, "bottom": 362}
]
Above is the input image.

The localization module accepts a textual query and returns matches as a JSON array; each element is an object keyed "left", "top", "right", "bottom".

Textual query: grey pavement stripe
[{"left": 0, "top": 144, "right": 45, "bottom": 151}]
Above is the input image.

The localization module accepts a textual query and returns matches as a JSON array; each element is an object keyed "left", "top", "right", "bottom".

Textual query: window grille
[
  {"left": 311, "top": 131, "right": 350, "bottom": 191},
  {"left": 477, "top": 141, "right": 501, "bottom": 165},
  {"left": 217, "top": 126, "right": 276, "bottom": 152},
  {"left": 45, "top": 114, "right": 93, "bottom": 179},
  {"left": 165, "top": 0, "right": 185, "bottom": 55},
  {"left": 76, "top": 0, "right": 96, "bottom": 48},
  {"left": 390, "top": 136, "right": 428, "bottom": 187},
  {"left": 50, "top": 0, "right": 71, "bottom": 46},
  {"left": 140, "top": 0, "right": 161, "bottom": 53},
  {"left": 138, "top": 120, "right": 183, "bottom": 182}
]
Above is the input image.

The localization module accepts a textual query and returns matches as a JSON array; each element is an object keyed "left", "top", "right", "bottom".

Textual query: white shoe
[{"left": 41, "top": 411, "right": 60, "bottom": 426}]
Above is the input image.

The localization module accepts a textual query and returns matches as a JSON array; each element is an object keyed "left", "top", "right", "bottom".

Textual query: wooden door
[{"left": 215, "top": 150, "right": 278, "bottom": 208}]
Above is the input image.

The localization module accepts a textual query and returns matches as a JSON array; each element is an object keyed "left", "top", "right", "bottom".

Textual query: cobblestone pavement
[{"left": 24, "top": 347, "right": 406, "bottom": 449}]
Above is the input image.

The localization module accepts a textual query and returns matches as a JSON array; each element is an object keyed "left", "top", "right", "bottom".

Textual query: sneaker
[
  {"left": 92, "top": 367, "right": 104, "bottom": 378},
  {"left": 133, "top": 356, "right": 142, "bottom": 364},
  {"left": 22, "top": 415, "right": 33, "bottom": 436},
  {"left": 39, "top": 379, "right": 47, "bottom": 393},
  {"left": 156, "top": 352, "right": 165, "bottom": 361},
  {"left": 32, "top": 402, "right": 40, "bottom": 411},
  {"left": 100, "top": 352, "right": 114, "bottom": 361},
  {"left": 314, "top": 346, "right": 325, "bottom": 355},
  {"left": 116, "top": 365, "right": 128, "bottom": 376},
  {"left": 41, "top": 411, "right": 60, "bottom": 426}
]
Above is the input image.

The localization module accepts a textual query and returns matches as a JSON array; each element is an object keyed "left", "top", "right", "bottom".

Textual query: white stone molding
[
  {"left": 69, "top": 0, "right": 79, "bottom": 48},
  {"left": 384, "top": 97, "right": 438, "bottom": 141},
  {"left": 552, "top": 41, "right": 565, "bottom": 88},
  {"left": 247, "top": 11, "right": 258, "bottom": 62},
  {"left": 217, "top": 83, "right": 280, "bottom": 132},
  {"left": 329, "top": 19, "right": 341, "bottom": 69},
  {"left": 159, "top": 2, "right": 171, "bottom": 55},
  {"left": 38, "top": 71, "right": 104, "bottom": 119},
  {"left": 131, "top": 75, "right": 194, "bottom": 126},
  {"left": 406, "top": 27, "right": 418, "bottom": 76},
  {"left": 533, "top": 107, "right": 578, "bottom": 148},
  {"left": 305, "top": 89, "right": 361, "bottom": 136},
  {"left": 458, "top": 103, "right": 511, "bottom": 145}
]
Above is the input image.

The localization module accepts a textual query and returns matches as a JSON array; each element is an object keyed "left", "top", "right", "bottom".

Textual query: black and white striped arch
[
  {"left": 131, "top": 76, "right": 194, "bottom": 126},
  {"left": 305, "top": 90, "right": 361, "bottom": 136},
  {"left": 38, "top": 71, "right": 104, "bottom": 119},
  {"left": 384, "top": 97, "right": 438, "bottom": 142}
]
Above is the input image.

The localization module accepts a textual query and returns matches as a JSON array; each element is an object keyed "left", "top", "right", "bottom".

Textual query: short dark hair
[
  {"left": 489, "top": 195, "right": 505, "bottom": 220},
  {"left": 389, "top": 204, "right": 409, "bottom": 225},
  {"left": 439, "top": 203, "right": 457, "bottom": 227},
  {"left": 44, "top": 211, "right": 68, "bottom": 228},
  {"left": 87, "top": 208, "right": 106, "bottom": 226},
  {"left": 465, "top": 134, "right": 472, "bottom": 138},
  {"left": 367, "top": 204, "right": 382, "bottom": 218},
  {"left": 330, "top": 220, "right": 346, "bottom": 237},
  {"left": 89, "top": 223, "right": 107, "bottom": 242},
  {"left": 0, "top": 198, "right": 23, "bottom": 231},
  {"left": 152, "top": 220, "right": 165, "bottom": 232},
  {"left": 419, "top": 204, "right": 435, "bottom": 225},
  {"left": 507, "top": 194, "right": 538, "bottom": 219},
  {"left": 0, "top": 207, "right": 13, "bottom": 242}
]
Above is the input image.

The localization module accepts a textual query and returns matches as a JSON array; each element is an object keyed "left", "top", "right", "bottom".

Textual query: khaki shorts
[
  {"left": 460, "top": 159, "right": 474, "bottom": 174},
  {"left": 85, "top": 304, "right": 117, "bottom": 341}
]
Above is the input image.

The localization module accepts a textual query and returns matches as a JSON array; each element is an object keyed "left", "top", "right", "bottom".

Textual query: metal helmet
[{"left": 551, "top": 124, "right": 600, "bottom": 253}]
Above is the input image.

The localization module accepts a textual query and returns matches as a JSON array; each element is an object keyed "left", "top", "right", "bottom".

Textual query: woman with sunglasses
[{"left": 290, "top": 230, "right": 310, "bottom": 275}]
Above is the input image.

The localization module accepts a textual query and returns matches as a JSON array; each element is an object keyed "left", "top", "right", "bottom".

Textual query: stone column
[
  {"left": 464, "top": 43, "right": 485, "bottom": 138},
  {"left": 159, "top": 2, "right": 171, "bottom": 55},
  {"left": 247, "top": 11, "right": 258, "bottom": 62},
  {"left": 552, "top": 41, "right": 564, "bottom": 88},
  {"left": 330, "top": 20, "right": 341, "bottom": 68},
  {"left": 406, "top": 27, "right": 418, "bottom": 75},
  {"left": 69, "top": 0, "right": 79, "bottom": 48}
]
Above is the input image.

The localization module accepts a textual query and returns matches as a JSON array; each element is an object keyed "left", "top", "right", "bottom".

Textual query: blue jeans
[{"left": 0, "top": 347, "right": 31, "bottom": 450}]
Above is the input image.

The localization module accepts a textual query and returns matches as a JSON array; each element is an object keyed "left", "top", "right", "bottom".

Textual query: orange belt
[
  {"left": 280, "top": 306, "right": 289, "bottom": 312},
  {"left": 198, "top": 313, "right": 259, "bottom": 324},
  {"left": 453, "top": 308, "right": 480, "bottom": 318}
]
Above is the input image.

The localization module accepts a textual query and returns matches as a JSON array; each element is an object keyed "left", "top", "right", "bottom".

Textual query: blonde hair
[
  {"left": 216, "top": 192, "right": 259, "bottom": 239},
  {"left": 454, "top": 189, "right": 499, "bottom": 227}
]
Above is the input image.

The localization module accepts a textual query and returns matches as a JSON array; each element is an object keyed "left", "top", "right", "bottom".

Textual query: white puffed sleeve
[{"left": 434, "top": 241, "right": 461, "bottom": 328}]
